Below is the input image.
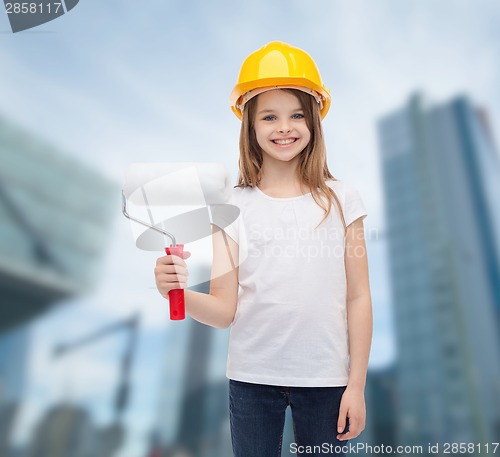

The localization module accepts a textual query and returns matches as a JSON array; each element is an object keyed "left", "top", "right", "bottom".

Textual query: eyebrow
[{"left": 257, "top": 108, "right": 304, "bottom": 115}]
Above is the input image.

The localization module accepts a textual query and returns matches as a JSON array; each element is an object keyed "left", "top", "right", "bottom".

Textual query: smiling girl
[{"left": 155, "top": 41, "right": 373, "bottom": 457}]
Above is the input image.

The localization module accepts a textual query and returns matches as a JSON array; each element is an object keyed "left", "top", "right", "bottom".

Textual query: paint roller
[{"left": 122, "top": 163, "right": 239, "bottom": 320}]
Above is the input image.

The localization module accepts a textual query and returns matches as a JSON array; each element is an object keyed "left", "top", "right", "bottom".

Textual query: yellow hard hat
[{"left": 230, "top": 41, "right": 331, "bottom": 120}]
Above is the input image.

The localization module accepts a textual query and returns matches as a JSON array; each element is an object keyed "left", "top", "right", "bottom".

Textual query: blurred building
[
  {"left": 378, "top": 93, "right": 500, "bottom": 450},
  {"left": 0, "top": 115, "right": 117, "bottom": 334},
  {"left": 367, "top": 365, "right": 397, "bottom": 448},
  {"left": 0, "top": 326, "right": 30, "bottom": 455},
  {"left": 0, "top": 327, "right": 30, "bottom": 403},
  {"left": 345, "top": 365, "right": 397, "bottom": 456},
  {"left": 0, "top": 115, "right": 117, "bottom": 455},
  {"left": 27, "top": 403, "right": 94, "bottom": 457}
]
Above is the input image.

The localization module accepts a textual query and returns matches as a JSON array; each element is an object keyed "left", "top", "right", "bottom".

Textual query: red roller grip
[{"left": 164, "top": 244, "right": 185, "bottom": 320}]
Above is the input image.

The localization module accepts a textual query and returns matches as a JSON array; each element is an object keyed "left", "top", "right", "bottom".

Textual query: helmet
[{"left": 230, "top": 41, "right": 331, "bottom": 120}]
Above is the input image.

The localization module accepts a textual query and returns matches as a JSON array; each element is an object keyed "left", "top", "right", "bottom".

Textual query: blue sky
[{"left": 1, "top": 0, "right": 499, "bottom": 455}]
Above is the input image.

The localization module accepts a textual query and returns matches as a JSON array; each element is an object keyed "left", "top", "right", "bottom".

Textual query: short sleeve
[{"left": 343, "top": 181, "right": 368, "bottom": 227}]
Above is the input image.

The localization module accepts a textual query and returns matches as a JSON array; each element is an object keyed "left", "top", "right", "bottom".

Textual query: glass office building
[
  {"left": 0, "top": 115, "right": 117, "bottom": 333},
  {"left": 377, "top": 93, "right": 500, "bottom": 449}
]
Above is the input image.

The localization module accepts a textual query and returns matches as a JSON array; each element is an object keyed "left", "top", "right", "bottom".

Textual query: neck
[{"left": 258, "top": 158, "right": 306, "bottom": 193}]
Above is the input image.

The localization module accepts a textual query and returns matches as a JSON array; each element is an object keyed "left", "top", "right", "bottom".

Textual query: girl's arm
[
  {"left": 155, "top": 225, "right": 238, "bottom": 328},
  {"left": 184, "top": 224, "right": 239, "bottom": 329},
  {"left": 336, "top": 217, "right": 372, "bottom": 441},
  {"left": 345, "top": 217, "right": 373, "bottom": 390}
]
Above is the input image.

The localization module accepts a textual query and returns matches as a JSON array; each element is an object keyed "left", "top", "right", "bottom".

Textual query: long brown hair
[{"left": 236, "top": 88, "right": 347, "bottom": 234}]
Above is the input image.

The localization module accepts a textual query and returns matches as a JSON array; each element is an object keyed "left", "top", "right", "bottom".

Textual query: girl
[{"left": 154, "top": 41, "right": 373, "bottom": 457}]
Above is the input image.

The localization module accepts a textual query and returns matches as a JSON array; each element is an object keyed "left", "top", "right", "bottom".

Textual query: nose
[{"left": 277, "top": 120, "right": 291, "bottom": 134}]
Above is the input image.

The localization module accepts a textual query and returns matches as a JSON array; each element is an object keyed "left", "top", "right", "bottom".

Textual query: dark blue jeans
[{"left": 229, "top": 379, "right": 349, "bottom": 457}]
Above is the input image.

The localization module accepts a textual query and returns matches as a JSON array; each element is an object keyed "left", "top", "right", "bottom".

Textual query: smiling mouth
[{"left": 272, "top": 138, "right": 298, "bottom": 145}]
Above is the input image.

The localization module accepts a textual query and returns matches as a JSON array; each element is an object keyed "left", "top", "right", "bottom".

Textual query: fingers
[
  {"left": 337, "top": 405, "right": 347, "bottom": 436},
  {"left": 156, "top": 254, "right": 189, "bottom": 270},
  {"left": 157, "top": 271, "right": 188, "bottom": 284},
  {"left": 337, "top": 405, "right": 347, "bottom": 440},
  {"left": 155, "top": 254, "right": 190, "bottom": 297},
  {"left": 155, "top": 275, "right": 188, "bottom": 298},
  {"left": 155, "top": 263, "right": 189, "bottom": 277},
  {"left": 337, "top": 417, "right": 364, "bottom": 441}
]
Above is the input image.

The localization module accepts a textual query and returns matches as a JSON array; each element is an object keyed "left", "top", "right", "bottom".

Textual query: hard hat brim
[{"left": 230, "top": 80, "right": 331, "bottom": 120}]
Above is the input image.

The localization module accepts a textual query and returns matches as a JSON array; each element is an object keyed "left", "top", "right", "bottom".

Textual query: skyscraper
[{"left": 377, "top": 93, "right": 500, "bottom": 448}]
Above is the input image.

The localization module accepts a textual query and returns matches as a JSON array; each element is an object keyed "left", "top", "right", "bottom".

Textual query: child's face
[{"left": 253, "top": 89, "right": 311, "bottom": 165}]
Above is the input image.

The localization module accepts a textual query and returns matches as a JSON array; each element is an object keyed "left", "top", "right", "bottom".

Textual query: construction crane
[{"left": 51, "top": 313, "right": 140, "bottom": 457}]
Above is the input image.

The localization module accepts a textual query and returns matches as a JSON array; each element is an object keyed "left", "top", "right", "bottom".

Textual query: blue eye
[
  {"left": 292, "top": 113, "right": 304, "bottom": 119},
  {"left": 263, "top": 115, "right": 276, "bottom": 121}
]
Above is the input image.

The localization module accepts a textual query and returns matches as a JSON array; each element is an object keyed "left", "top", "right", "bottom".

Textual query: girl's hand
[
  {"left": 154, "top": 251, "right": 191, "bottom": 298},
  {"left": 336, "top": 386, "right": 366, "bottom": 441}
]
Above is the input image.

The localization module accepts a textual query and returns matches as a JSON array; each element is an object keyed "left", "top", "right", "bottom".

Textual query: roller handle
[{"left": 164, "top": 244, "right": 185, "bottom": 320}]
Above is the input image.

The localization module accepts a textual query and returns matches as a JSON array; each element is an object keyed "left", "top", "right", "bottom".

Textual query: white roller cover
[
  {"left": 123, "top": 162, "right": 232, "bottom": 206},
  {"left": 122, "top": 162, "right": 239, "bottom": 250}
]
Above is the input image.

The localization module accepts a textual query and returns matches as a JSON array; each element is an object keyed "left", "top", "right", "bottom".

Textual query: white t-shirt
[{"left": 217, "top": 179, "right": 367, "bottom": 387}]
